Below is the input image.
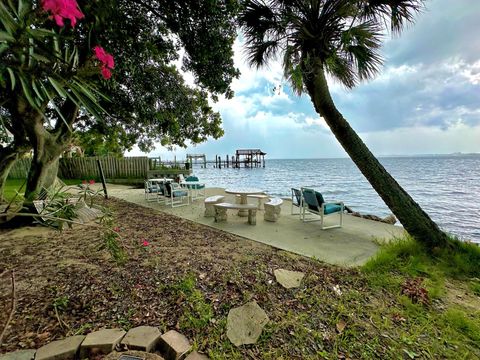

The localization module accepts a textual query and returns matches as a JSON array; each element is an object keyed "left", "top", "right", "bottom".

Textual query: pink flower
[
  {"left": 101, "top": 67, "right": 112, "bottom": 80},
  {"left": 89, "top": 179, "right": 95, "bottom": 185},
  {"left": 93, "top": 46, "right": 115, "bottom": 80},
  {"left": 41, "top": 0, "right": 84, "bottom": 28},
  {"left": 142, "top": 240, "right": 150, "bottom": 247}
]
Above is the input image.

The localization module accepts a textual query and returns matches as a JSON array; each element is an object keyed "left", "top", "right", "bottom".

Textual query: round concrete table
[{"left": 225, "top": 188, "right": 264, "bottom": 217}]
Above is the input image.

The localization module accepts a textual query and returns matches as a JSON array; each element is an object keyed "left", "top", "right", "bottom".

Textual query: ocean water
[{"left": 191, "top": 156, "right": 480, "bottom": 243}]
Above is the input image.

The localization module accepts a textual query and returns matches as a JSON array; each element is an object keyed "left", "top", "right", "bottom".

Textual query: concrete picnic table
[{"left": 225, "top": 188, "right": 264, "bottom": 217}]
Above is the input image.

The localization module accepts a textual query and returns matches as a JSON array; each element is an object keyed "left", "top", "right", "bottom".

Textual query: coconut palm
[{"left": 239, "top": 0, "right": 449, "bottom": 249}]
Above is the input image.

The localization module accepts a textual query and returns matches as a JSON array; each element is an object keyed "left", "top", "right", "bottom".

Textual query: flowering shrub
[
  {"left": 41, "top": 0, "right": 84, "bottom": 27},
  {"left": 40, "top": 0, "right": 115, "bottom": 80},
  {"left": 94, "top": 46, "right": 115, "bottom": 79}
]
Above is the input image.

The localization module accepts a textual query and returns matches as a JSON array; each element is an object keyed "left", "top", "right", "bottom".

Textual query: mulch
[{"left": 0, "top": 197, "right": 366, "bottom": 357}]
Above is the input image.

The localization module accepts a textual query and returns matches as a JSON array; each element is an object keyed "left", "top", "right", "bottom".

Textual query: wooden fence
[{"left": 8, "top": 156, "right": 150, "bottom": 180}]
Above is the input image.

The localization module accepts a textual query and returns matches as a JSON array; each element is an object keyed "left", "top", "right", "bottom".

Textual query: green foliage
[
  {"left": 364, "top": 235, "right": 480, "bottom": 284},
  {"left": 469, "top": 281, "right": 480, "bottom": 296},
  {"left": 2, "top": 179, "right": 25, "bottom": 203},
  {"left": 101, "top": 228, "right": 127, "bottom": 265},
  {"left": 1, "top": 0, "right": 239, "bottom": 201},
  {"left": 173, "top": 274, "right": 214, "bottom": 330},
  {"left": 442, "top": 309, "right": 480, "bottom": 343},
  {"left": 0, "top": 0, "right": 107, "bottom": 121},
  {"left": 53, "top": 295, "right": 69, "bottom": 313},
  {"left": 38, "top": 186, "right": 79, "bottom": 230}
]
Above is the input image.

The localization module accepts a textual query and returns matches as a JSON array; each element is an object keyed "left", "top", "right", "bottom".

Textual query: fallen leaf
[{"left": 336, "top": 320, "right": 346, "bottom": 333}]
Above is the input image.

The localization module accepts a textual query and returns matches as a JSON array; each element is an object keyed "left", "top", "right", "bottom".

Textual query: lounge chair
[
  {"left": 301, "top": 187, "right": 344, "bottom": 229},
  {"left": 291, "top": 188, "right": 303, "bottom": 215},
  {"left": 163, "top": 182, "right": 189, "bottom": 207}
]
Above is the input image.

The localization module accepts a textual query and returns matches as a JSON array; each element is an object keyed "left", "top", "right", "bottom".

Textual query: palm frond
[
  {"left": 340, "top": 19, "right": 384, "bottom": 81},
  {"left": 356, "top": 0, "right": 425, "bottom": 34},
  {"left": 239, "top": 0, "right": 286, "bottom": 67},
  {"left": 324, "top": 51, "right": 357, "bottom": 88}
]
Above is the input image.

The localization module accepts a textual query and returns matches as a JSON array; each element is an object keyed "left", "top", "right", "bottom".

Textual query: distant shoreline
[{"left": 261, "top": 153, "right": 480, "bottom": 161}]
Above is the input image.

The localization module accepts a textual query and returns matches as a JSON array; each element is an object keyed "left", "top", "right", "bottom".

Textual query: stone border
[{"left": 0, "top": 327, "right": 208, "bottom": 360}]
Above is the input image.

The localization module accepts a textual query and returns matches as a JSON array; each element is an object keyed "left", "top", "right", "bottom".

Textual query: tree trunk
[
  {"left": 21, "top": 99, "right": 78, "bottom": 202},
  {"left": 24, "top": 130, "right": 64, "bottom": 202},
  {"left": 302, "top": 58, "right": 449, "bottom": 249}
]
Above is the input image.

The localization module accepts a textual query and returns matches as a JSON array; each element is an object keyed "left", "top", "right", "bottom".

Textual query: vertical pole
[
  {"left": 226, "top": 154, "right": 229, "bottom": 168},
  {"left": 96, "top": 159, "right": 108, "bottom": 199},
  {"left": 219, "top": 156, "right": 222, "bottom": 169}
]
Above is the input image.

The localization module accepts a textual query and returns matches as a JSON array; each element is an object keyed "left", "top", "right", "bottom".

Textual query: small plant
[
  {"left": 78, "top": 180, "right": 103, "bottom": 207},
  {"left": 53, "top": 295, "right": 70, "bottom": 312},
  {"left": 100, "top": 227, "right": 127, "bottom": 265},
  {"left": 401, "top": 278, "right": 430, "bottom": 305},
  {"left": 175, "top": 274, "right": 214, "bottom": 330},
  {"left": 117, "top": 309, "right": 135, "bottom": 330}
]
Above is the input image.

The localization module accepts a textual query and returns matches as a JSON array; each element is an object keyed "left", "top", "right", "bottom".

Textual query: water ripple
[{"left": 191, "top": 156, "right": 480, "bottom": 243}]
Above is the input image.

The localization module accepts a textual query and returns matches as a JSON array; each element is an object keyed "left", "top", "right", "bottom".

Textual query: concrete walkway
[{"left": 105, "top": 185, "right": 405, "bottom": 267}]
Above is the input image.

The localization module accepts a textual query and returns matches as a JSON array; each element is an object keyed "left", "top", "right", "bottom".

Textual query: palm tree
[{"left": 239, "top": 0, "right": 449, "bottom": 249}]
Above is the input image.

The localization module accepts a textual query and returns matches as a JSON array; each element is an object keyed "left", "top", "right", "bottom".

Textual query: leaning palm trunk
[{"left": 303, "top": 59, "right": 448, "bottom": 249}]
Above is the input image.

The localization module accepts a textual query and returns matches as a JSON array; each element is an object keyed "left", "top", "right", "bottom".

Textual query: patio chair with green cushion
[
  {"left": 185, "top": 175, "right": 205, "bottom": 189},
  {"left": 183, "top": 175, "right": 206, "bottom": 200},
  {"left": 144, "top": 180, "right": 162, "bottom": 202},
  {"left": 163, "top": 182, "right": 189, "bottom": 207},
  {"left": 301, "top": 187, "right": 344, "bottom": 229},
  {"left": 291, "top": 188, "right": 303, "bottom": 216}
]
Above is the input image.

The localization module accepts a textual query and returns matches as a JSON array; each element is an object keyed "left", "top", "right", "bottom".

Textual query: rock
[
  {"left": 226, "top": 301, "right": 269, "bottom": 347},
  {"left": 158, "top": 330, "right": 191, "bottom": 360},
  {"left": 0, "top": 350, "right": 36, "bottom": 360},
  {"left": 121, "top": 326, "right": 162, "bottom": 352},
  {"left": 362, "top": 214, "right": 382, "bottom": 222},
  {"left": 35, "top": 335, "right": 85, "bottom": 360},
  {"left": 274, "top": 269, "right": 305, "bottom": 289},
  {"left": 185, "top": 351, "right": 209, "bottom": 360},
  {"left": 381, "top": 214, "right": 397, "bottom": 225},
  {"left": 79, "top": 328, "right": 126, "bottom": 358},
  {"left": 104, "top": 350, "right": 165, "bottom": 360}
]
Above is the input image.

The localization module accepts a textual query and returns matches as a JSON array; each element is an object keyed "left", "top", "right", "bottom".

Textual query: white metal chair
[
  {"left": 162, "top": 182, "right": 189, "bottom": 207},
  {"left": 144, "top": 180, "right": 162, "bottom": 202},
  {"left": 291, "top": 188, "right": 303, "bottom": 215},
  {"left": 301, "top": 187, "right": 344, "bottom": 229}
]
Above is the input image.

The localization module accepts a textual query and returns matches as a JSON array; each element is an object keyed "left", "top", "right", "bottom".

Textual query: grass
[
  {"left": 2, "top": 178, "right": 84, "bottom": 202},
  {"left": 3, "top": 179, "right": 27, "bottom": 202},
  {"left": 359, "top": 235, "right": 480, "bottom": 358}
]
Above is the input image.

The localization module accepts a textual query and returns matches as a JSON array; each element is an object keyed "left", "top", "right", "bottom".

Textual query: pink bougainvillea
[
  {"left": 142, "top": 240, "right": 150, "bottom": 247},
  {"left": 41, "top": 0, "right": 84, "bottom": 27},
  {"left": 93, "top": 46, "right": 115, "bottom": 79},
  {"left": 89, "top": 179, "right": 95, "bottom": 185}
]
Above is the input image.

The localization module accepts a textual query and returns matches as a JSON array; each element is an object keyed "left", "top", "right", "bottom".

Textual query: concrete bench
[
  {"left": 264, "top": 198, "right": 283, "bottom": 222},
  {"left": 214, "top": 202, "right": 258, "bottom": 225},
  {"left": 234, "top": 193, "right": 269, "bottom": 209},
  {"left": 204, "top": 195, "right": 226, "bottom": 217},
  {"left": 247, "top": 194, "right": 270, "bottom": 209}
]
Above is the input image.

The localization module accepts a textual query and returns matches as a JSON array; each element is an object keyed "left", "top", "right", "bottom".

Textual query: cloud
[
  {"left": 127, "top": 0, "right": 480, "bottom": 159},
  {"left": 331, "top": 59, "right": 480, "bottom": 132}
]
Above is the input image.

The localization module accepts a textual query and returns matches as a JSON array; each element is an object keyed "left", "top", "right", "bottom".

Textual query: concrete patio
[{"left": 105, "top": 185, "right": 405, "bottom": 267}]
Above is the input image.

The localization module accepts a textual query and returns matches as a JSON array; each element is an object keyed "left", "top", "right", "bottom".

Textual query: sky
[{"left": 127, "top": 0, "right": 480, "bottom": 160}]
